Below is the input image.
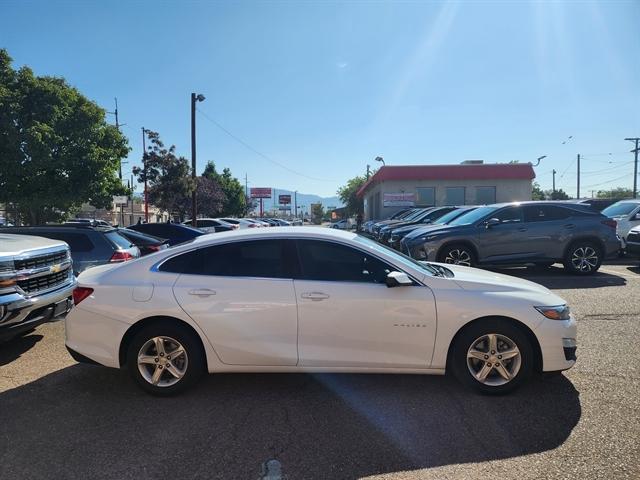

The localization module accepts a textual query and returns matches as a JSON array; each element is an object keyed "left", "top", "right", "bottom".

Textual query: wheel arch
[
  {"left": 118, "top": 315, "right": 208, "bottom": 368},
  {"left": 562, "top": 236, "right": 606, "bottom": 259},
  {"left": 445, "top": 315, "right": 543, "bottom": 374}
]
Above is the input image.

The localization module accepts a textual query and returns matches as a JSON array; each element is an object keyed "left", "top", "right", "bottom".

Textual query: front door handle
[
  {"left": 564, "top": 223, "right": 576, "bottom": 229},
  {"left": 518, "top": 227, "right": 528, "bottom": 232},
  {"left": 188, "top": 288, "right": 216, "bottom": 297},
  {"left": 301, "top": 292, "right": 330, "bottom": 301}
]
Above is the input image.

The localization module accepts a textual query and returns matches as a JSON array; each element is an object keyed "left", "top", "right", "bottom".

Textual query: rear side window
[
  {"left": 105, "top": 231, "right": 133, "bottom": 249},
  {"left": 40, "top": 232, "right": 94, "bottom": 252},
  {"left": 524, "top": 205, "right": 570, "bottom": 222},
  {"left": 159, "top": 240, "right": 290, "bottom": 278}
]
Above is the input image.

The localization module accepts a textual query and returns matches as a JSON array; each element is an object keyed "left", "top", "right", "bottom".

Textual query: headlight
[{"left": 535, "top": 305, "right": 571, "bottom": 320}]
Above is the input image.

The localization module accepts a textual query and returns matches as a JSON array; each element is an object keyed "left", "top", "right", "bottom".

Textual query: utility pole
[
  {"left": 625, "top": 137, "right": 640, "bottom": 198},
  {"left": 366, "top": 164, "right": 371, "bottom": 180},
  {"left": 552, "top": 169, "right": 556, "bottom": 194},
  {"left": 294, "top": 191, "right": 298, "bottom": 220},
  {"left": 576, "top": 153, "right": 581, "bottom": 199},
  {"left": 191, "top": 93, "right": 206, "bottom": 226},
  {"left": 130, "top": 174, "right": 135, "bottom": 225},
  {"left": 141, "top": 127, "right": 149, "bottom": 222}
]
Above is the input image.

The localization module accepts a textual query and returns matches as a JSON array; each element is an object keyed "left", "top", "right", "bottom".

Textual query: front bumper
[
  {"left": 534, "top": 315, "right": 578, "bottom": 372},
  {"left": 0, "top": 279, "right": 76, "bottom": 341}
]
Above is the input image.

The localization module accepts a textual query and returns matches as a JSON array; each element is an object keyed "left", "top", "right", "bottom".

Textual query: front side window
[
  {"left": 296, "top": 240, "right": 393, "bottom": 284},
  {"left": 493, "top": 206, "right": 523, "bottom": 223}
]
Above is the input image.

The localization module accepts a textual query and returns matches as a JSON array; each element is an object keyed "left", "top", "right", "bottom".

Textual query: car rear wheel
[
  {"left": 563, "top": 242, "right": 602, "bottom": 275},
  {"left": 450, "top": 319, "right": 534, "bottom": 395},
  {"left": 438, "top": 244, "right": 476, "bottom": 267},
  {"left": 126, "top": 321, "right": 205, "bottom": 396}
]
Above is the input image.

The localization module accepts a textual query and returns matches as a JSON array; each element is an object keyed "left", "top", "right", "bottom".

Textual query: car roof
[
  {"left": 5, "top": 225, "right": 115, "bottom": 233},
  {"left": 189, "top": 226, "right": 356, "bottom": 246}
]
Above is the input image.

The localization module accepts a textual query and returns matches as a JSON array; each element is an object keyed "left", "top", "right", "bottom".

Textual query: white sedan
[{"left": 66, "top": 227, "right": 577, "bottom": 396}]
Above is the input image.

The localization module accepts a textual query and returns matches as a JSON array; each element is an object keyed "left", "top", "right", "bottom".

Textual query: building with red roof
[{"left": 357, "top": 161, "right": 535, "bottom": 220}]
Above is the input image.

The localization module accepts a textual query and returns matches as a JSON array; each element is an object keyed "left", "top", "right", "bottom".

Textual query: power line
[
  {"left": 196, "top": 108, "right": 338, "bottom": 182},
  {"left": 581, "top": 173, "right": 630, "bottom": 190}
]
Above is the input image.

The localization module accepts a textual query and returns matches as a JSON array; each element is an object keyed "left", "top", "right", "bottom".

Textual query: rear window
[
  {"left": 105, "top": 231, "right": 134, "bottom": 249},
  {"left": 602, "top": 202, "right": 639, "bottom": 217}
]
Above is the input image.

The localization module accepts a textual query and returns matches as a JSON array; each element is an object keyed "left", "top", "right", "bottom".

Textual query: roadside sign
[
  {"left": 383, "top": 192, "right": 415, "bottom": 207},
  {"left": 278, "top": 206, "right": 291, "bottom": 211},
  {"left": 279, "top": 194, "right": 291, "bottom": 205},
  {"left": 113, "top": 195, "right": 128, "bottom": 205},
  {"left": 250, "top": 187, "right": 272, "bottom": 199}
]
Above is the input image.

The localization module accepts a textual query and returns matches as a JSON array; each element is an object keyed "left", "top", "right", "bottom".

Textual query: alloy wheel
[
  {"left": 571, "top": 246, "right": 598, "bottom": 273},
  {"left": 137, "top": 336, "right": 189, "bottom": 387},
  {"left": 466, "top": 333, "right": 521, "bottom": 386},
  {"left": 444, "top": 249, "right": 472, "bottom": 266}
]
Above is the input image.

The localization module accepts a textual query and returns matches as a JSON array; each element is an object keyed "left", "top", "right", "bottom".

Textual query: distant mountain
[{"left": 254, "top": 189, "right": 342, "bottom": 215}]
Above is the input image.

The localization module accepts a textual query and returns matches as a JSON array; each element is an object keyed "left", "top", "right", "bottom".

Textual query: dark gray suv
[{"left": 403, "top": 202, "right": 619, "bottom": 275}]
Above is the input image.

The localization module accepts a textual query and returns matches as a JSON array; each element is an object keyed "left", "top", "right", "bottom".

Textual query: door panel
[
  {"left": 295, "top": 280, "right": 437, "bottom": 367},
  {"left": 293, "top": 239, "right": 437, "bottom": 368},
  {"left": 476, "top": 206, "right": 527, "bottom": 262},
  {"left": 174, "top": 275, "right": 298, "bottom": 366}
]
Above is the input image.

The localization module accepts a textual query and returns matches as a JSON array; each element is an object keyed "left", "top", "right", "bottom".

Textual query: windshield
[
  {"left": 602, "top": 202, "right": 638, "bottom": 217},
  {"left": 434, "top": 208, "right": 473, "bottom": 225},
  {"left": 448, "top": 206, "right": 498, "bottom": 226},
  {"left": 354, "top": 235, "right": 440, "bottom": 277}
]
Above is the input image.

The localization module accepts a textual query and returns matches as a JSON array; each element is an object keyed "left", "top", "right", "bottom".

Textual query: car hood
[
  {"left": 439, "top": 263, "right": 561, "bottom": 300},
  {"left": 404, "top": 224, "right": 468, "bottom": 243}
]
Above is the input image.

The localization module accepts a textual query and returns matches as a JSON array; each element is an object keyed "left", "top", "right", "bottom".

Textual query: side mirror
[
  {"left": 485, "top": 218, "right": 501, "bottom": 228},
  {"left": 386, "top": 271, "right": 413, "bottom": 288},
  {"left": 634, "top": 213, "right": 640, "bottom": 220}
]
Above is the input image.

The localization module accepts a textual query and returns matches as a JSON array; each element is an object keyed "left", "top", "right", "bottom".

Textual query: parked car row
[{"left": 365, "top": 201, "right": 621, "bottom": 275}]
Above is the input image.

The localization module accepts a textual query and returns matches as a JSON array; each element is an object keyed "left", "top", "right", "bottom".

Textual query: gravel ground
[{"left": 0, "top": 262, "right": 638, "bottom": 480}]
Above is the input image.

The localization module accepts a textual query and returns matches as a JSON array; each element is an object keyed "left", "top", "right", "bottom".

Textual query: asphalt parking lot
[{"left": 0, "top": 261, "right": 638, "bottom": 480}]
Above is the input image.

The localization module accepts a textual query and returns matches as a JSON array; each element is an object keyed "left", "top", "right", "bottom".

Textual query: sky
[{"left": 2, "top": 0, "right": 639, "bottom": 198}]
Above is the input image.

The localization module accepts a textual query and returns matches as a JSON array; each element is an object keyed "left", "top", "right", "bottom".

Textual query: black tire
[
  {"left": 437, "top": 244, "right": 477, "bottom": 267},
  {"left": 450, "top": 318, "right": 534, "bottom": 395},
  {"left": 126, "top": 320, "right": 205, "bottom": 396},
  {"left": 563, "top": 241, "right": 602, "bottom": 275}
]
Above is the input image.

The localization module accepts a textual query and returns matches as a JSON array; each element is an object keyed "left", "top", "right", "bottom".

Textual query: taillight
[
  {"left": 232, "top": 225, "right": 239, "bottom": 230},
  {"left": 73, "top": 287, "right": 94, "bottom": 305},
  {"left": 110, "top": 250, "right": 134, "bottom": 262},
  {"left": 601, "top": 219, "right": 617, "bottom": 229},
  {"left": 147, "top": 245, "right": 162, "bottom": 252},
  {"left": 248, "top": 223, "right": 258, "bottom": 228}
]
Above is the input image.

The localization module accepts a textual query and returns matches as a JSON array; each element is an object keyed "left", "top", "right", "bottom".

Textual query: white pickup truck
[{"left": 0, "top": 234, "right": 76, "bottom": 342}]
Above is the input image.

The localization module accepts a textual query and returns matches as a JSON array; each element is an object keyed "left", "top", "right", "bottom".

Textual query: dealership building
[{"left": 357, "top": 161, "right": 535, "bottom": 220}]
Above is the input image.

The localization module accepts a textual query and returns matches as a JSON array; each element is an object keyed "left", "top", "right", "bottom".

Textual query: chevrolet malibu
[{"left": 65, "top": 227, "right": 577, "bottom": 396}]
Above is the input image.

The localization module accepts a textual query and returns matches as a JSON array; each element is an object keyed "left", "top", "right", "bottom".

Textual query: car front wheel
[
  {"left": 126, "top": 321, "right": 205, "bottom": 396},
  {"left": 450, "top": 319, "right": 533, "bottom": 395},
  {"left": 438, "top": 244, "right": 476, "bottom": 267},
  {"left": 563, "top": 242, "right": 602, "bottom": 275}
]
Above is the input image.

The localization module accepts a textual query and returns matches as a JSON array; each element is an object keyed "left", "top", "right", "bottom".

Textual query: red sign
[
  {"left": 250, "top": 187, "right": 272, "bottom": 199},
  {"left": 279, "top": 194, "right": 291, "bottom": 205}
]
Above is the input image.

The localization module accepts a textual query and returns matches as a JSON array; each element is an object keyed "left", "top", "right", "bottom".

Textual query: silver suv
[
  {"left": 0, "top": 234, "right": 76, "bottom": 341},
  {"left": 401, "top": 202, "right": 620, "bottom": 275}
]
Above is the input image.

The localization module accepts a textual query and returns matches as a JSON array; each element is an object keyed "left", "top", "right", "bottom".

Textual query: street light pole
[
  {"left": 625, "top": 137, "right": 640, "bottom": 198},
  {"left": 191, "top": 93, "right": 205, "bottom": 226},
  {"left": 141, "top": 127, "right": 149, "bottom": 222},
  {"left": 375, "top": 156, "right": 385, "bottom": 167}
]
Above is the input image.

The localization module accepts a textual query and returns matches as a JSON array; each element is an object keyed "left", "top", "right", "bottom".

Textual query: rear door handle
[
  {"left": 518, "top": 228, "right": 528, "bottom": 232},
  {"left": 188, "top": 288, "right": 216, "bottom": 297},
  {"left": 564, "top": 224, "right": 576, "bottom": 229},
  {"left": 301, "top": 292, "right": 330, "bottom": 301}
]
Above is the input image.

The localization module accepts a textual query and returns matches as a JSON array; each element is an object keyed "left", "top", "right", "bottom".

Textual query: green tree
[
  {"left": 337, "top": 175, "right": 367, "bottom": 216},
  {"left": 547, "top": 189, "right": 570, "bottom": 200},
  {"left": 310, "top": 203, "right": 324, "bottom": 224},
  {"left": 202, "top": 161, "right": 246, "bottom": 216},
  {"left": 0, "top": 49, "right": 129, "bottom": 224},
  {"left": 597, "top": 187, "right": 633, "bottom": 200},
  {"left": 531, "top": 182, "right": 545, "bottom": 200},
  {"left": 176, "top": 176, "right": 225, "bottom": 220},
  {"left": 133, "top": 131, "right": 194, "bottom": 220}
]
